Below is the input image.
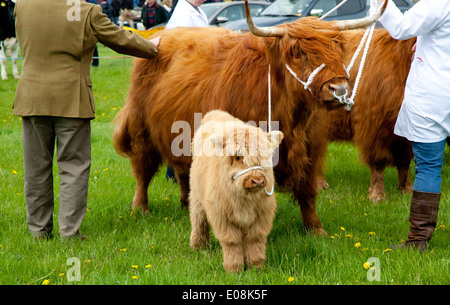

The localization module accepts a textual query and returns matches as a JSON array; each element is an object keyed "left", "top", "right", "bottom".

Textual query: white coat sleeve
[{"left": 378, "top": 0, "right": 448, "bottom": 40}]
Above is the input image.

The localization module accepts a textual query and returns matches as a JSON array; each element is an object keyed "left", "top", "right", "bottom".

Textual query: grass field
[{"left": 0, "top": 45, "right": 448, "bottom": 286}]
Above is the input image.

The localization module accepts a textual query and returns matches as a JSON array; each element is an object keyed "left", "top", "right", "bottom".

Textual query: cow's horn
[
  {"left": 333, "top": 0, "right": 388, "bottom": 30},
  {"left": 245, "top": 0, "right": 285, "bottom": 37}
]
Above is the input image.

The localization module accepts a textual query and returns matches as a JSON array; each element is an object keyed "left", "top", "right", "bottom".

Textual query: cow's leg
[
  {"left": 0, "top": 46, "right": 7, "bottom": 80},
  {"left": 316, "top": 171, "right": 329, "bottom": 191},
  {"left": 368, "top": 165, "right": 386, "bottom": 202},
  {"left": 130, "top": 149, "right": 162, "bottom": 214},
  {"left": 293, "top": 182, "right": 327, "bottom": 236},
  {"left": 392, "top": 139, "right": 413, "bottom": 195},
  {"left": 11, "top": 45, "right": 19, "bottom": 79},
  {"left": 397, "top": 164, "right": 413, "bottom": 194},
  {"left": 175, "top": 170, "right": 190, "bottom": 209}
]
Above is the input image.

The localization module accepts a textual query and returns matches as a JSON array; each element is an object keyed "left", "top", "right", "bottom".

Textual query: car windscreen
[
  {"left": 201, "top": 3, "right": 225, "bottom": 19},
  {"left": 259, "top": 0, "right": 314, "bottom": 17}
]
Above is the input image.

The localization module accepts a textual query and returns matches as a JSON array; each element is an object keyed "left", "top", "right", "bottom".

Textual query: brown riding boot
[{"left": 393, "top": 190, "right": 440, "bottom": 253}]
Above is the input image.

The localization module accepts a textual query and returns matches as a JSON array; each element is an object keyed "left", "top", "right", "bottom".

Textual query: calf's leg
[{"left": 189, "top": 200, "right": 210, "bottom": 249}]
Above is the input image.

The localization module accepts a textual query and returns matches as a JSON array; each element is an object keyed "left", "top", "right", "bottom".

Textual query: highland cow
[
  {"left": 113, "top": 1, "right": 387, "bottom": 235},
  {"left": 189, "top": 110, "right": 283, "bottom": 273}
]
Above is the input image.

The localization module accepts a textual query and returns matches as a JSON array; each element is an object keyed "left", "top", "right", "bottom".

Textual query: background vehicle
[
  {"left": 224, "top": 0, "right": 415, "bottom": 31},
  {"left": 202, "top": 1, "right": 269, "bottom": 26},
  {"left": 147, "top": 0, "right": 270, "bottom": 30}
]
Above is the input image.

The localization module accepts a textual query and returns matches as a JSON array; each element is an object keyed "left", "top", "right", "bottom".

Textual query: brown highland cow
[{"left": 189, "top": 110, "right": 283, "bottom": 273}]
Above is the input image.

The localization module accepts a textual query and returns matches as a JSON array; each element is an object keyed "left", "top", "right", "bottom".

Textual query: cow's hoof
[{"left": 314, "top": 227, "right": 328, "bottom": 236}]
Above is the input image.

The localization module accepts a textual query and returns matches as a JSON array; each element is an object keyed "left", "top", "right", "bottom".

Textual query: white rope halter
[
  {"left": 285, "top": 63, "right": 326, "bottom": 92},
  {"left": 233, "top": 166, "right": 274, "bottom": 196}
]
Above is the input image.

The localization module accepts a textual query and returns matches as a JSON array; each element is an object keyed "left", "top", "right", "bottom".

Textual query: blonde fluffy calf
[{"left": 189, "top": 110, "right": 283, "bottom": 273}]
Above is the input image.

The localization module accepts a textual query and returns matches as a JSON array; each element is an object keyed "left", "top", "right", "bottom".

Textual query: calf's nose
[{"left": 248, "top": 176, "right": 265, "bottom": 189}]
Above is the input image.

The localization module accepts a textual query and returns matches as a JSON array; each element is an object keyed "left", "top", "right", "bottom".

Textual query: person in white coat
[
  {"left": 165, "top": 0, "right": 208, "bottom": 29},
  {"left": 379, "top": 0, "right": 449, "bottom": 252}
]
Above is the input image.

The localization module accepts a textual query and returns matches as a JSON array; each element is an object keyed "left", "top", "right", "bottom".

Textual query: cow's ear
[{"left": 268, "top": 130, "right": 284, "bottom": 150}]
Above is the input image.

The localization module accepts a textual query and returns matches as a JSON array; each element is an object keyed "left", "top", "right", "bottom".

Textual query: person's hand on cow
[{"left": 150, "top": 36, "right": 161, "bottom": 49}]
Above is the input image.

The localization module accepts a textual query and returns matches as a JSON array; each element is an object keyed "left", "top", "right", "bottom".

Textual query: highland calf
[{"left": 189, "top": 110, "right": 283, "bottom": 273}]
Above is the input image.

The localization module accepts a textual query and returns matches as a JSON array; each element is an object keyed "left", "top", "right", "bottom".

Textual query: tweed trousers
[{"left": 22, "top": 116, "right": 91, "bottom": 238}]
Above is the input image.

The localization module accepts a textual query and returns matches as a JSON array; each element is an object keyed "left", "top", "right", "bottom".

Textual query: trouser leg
[
  {"left": 411, "top": 140, "right": 446, "bottom": 193},
  {"left": 400, "top": 140, "right": 445, "bottom": 252},
  {"left": 22, "top": 117, "right": 55, "bottom": 238},
  {"left": 54, "top": 118, "right": 91, "bottom": 238}
]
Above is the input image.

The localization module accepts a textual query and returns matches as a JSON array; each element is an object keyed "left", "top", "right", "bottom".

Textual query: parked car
[
  {"left": 202, "top": 1, "right": 270, "bottom": 26},
  {"left": 149, "top": 1, "right": 270, "bottom": 29},
  {"left": 224, "top": 0, "right": 415, "bottom": 31}
]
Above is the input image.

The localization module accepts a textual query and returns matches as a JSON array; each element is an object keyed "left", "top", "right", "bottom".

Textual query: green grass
[{"left": 0, "top": 45, "right": 448, "bottom": 285}]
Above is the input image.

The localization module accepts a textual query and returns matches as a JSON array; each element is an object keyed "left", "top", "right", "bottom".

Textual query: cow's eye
[{"left": 235, "top": 156, "right": 242, "bottom": 162}]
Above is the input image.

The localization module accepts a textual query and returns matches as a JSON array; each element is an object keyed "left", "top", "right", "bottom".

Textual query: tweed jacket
[{"left": 13, "top": 0, "right": 158, "bottom": 118}]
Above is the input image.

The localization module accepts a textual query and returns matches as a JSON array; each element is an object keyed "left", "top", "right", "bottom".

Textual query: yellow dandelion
[
  {"left": 12, "top": 170, "right": 18, "bottom": 175},
  {"left": 164, "top": 217, "right": 168, "bottom": 221},
  {"left": 112, "top": 107, "right": 117, "bottom": 110},
  {"left": 58, "top": 273, "right": 65, "bottom": 277},
  {"left": 119, "top": 248, "right": 127, "bottom": 252},
  {"left": 145, "top": 264, "right": 152, "bottom": 268},
  {"left": 340, "top": 226, "right": 346, "bottom": 231},
  {"left": 288, "top": 277, "right": 295, "bottom": 282},
  {"left": 363, "top": 262, "right": 371, "bottom": 270},
  {"left": 438, "top": 224, "right": 446, "bottom": 230},
  {"left": 104, "top": 168, "right": 109, "bottom": 172},
  {"left": 384, "top": 248, "right": 392, "bottom": 253},
  {"left": 42, "top": 279, "right": 50, "bottom": 285},
  {"left": 85, "top": 259, "right": 91, "bottom": 263},
  {"left": 0, "top": 245, "right": 3, "bottom": 249},
  {"left": 119, "top": 216, "right": 123, "bottom": 219},
  {"left": 345, "top": 234, "right": 352, "bottom": 238},
  {"left": 102, "top": 113, "right": 105, "bottom": 117},
  {"left": 132, "top": 275, "right": 138, "bottom": 280},
  {"left": 330, "top": 236, "right": 335, "bottom": 239},
  {"left": 329, "top": 199, "right": 333, "bottom": 204},
  {"left": 361, "top": 248, "right": 369, "bottom": 251},
  {"left": 364, "top": 213, "right": 368, "bottom": 216},
  {"left": 355, "top": 242, "right": 361, "bottom": 248},
  {"left": 132, "top": 265, "right": 138, "bottom": 269},
  {"left": 163, "top": 197, "right": 169, "bottom": 201},
  {"left": 369, "top": 232, "right": 375, "bottom": 236}
]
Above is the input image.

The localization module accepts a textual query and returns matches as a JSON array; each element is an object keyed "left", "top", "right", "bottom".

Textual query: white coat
[
  {"left": 379, "top": 0, "right": 450, "bottom": 143},
  {"left": 166, "top": 0, "right": 208, "bottom": 29}
]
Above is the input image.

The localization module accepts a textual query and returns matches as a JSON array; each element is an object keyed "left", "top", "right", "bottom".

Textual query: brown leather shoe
[{"left": 391, "top": 190, "right": 440, "bottom": 253}]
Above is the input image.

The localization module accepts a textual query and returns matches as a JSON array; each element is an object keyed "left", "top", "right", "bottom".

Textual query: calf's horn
[
  {"left": 245, "top": 0, "right": 285, "bottom": 37},
  {"left": 333, "top": 0, "right": 388, "bottom": 30}
]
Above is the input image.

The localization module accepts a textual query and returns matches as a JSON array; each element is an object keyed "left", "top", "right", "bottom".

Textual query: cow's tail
[{"left": 113, "top": 106, "right": 133, "bottom": 157}]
